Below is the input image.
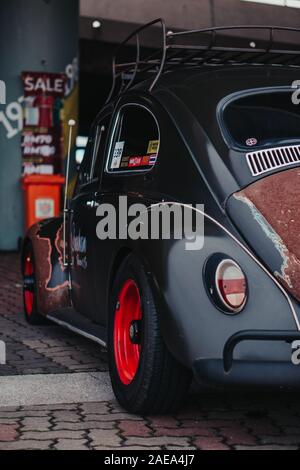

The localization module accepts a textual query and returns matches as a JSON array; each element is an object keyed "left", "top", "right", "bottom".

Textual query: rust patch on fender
[
  {"left": 27, "top": 222, "right": 70, "bottom": 315},
  {"left": 234, "top": 168, "right": 300, "bottom": 302}
]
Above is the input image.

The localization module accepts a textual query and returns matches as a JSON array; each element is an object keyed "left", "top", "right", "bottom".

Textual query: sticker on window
[
  {"left": 110, "top": 141, "right": 125, "bottom": 169},
  {"left": 147, "top": 140, "right": 159, "bottom": 154},
  {"left": 120, "top": 156, "right": 130, "bottom": 168},
  {"left": 129, "top": 157, "right": 142, "bottom": 168},
  {"left": 125, "top": 155, "right": 158, "bottom": 168}
]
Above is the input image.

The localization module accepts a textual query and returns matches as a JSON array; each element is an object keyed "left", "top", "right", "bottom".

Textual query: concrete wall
[
  {"left": 80, "top": 0, "right": 300, "bottom": 29},
  {"left": 0, "top": 0, "right": 79, "bottom": 250}
]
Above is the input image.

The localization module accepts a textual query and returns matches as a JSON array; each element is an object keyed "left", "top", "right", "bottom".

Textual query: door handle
[{"left": 86, "top": 200, "right": 100, "bottom": 208}]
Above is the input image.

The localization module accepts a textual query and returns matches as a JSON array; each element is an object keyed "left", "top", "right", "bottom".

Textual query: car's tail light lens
[{"left": 215, "top": 259, "right": 247, "bottom": 312}]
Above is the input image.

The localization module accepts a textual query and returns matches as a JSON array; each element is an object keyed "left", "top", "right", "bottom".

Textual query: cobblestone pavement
[{"left": 1, "top": 252, "right": 300, "bottom": 450}]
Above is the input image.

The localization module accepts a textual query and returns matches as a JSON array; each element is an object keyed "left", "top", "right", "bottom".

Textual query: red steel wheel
[
  {"left": 113, "top": 279, "right": 142, "bottom": 385},
  {"left": 23, "top": 251, "right": 34, "bottom": 317},
  {"left": 108, "top": 254, "right": 192, "bottom": 414},
  {"left": 22, "top": 242, "right": 45, "bottom": 325}
]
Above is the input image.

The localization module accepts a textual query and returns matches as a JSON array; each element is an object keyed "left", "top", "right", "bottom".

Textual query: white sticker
[
  {"left": 111, "top": 141, "right": 125, "bottom": 169},
  {"left": 35, "top": 199, "right": 55, "bottom": 219}
]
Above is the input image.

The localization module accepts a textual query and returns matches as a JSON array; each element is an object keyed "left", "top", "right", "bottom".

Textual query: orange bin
[{"left": 22, "top": 175, "right": 65, "bottom": 231}]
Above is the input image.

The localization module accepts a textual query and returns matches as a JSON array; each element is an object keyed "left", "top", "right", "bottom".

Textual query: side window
[
  {"left": 107, "top": 105, "right": 160, "bottom": 173},
  {"left": 77, "top": 115, "right": 111, "bottom": 187},
  {"left": 91, "top": 115, "right": 111, "bottom": 180},
  {"left": 77, "top": 133, "right": 94, "bottom": 186}
]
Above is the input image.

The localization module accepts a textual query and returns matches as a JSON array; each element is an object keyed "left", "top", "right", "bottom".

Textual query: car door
[
  {"left": 90, "top": 101, "right": 161, "bottom": 325},
  {"left": 69, "top": 112, "right": 111, "bottom": 320}
]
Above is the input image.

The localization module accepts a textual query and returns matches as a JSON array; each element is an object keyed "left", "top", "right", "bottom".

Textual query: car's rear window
[{"left": 222, "top": 90, "right": 300, "bottom": 149}]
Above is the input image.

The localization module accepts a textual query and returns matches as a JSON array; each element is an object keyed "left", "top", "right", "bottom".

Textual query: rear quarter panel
[{"left": 23, "top": 217, "right": 70, "bottom": 316}]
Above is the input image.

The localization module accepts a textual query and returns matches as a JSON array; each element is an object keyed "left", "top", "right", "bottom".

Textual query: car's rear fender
[
  {"left": 22, "top": 218, "right": 70, "bottom": 316},
  {"left": 137, "top": 216, "right": 299, "bottom": 369}
]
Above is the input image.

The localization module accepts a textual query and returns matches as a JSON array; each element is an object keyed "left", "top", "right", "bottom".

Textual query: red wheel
[
  {"left": 108, "top": 254, "right": 192, "bottom": 415},
  {"left": 114, "top": 279, "right": 142, "bottom": 385},
  {"left": 22, "top": 242, "right": 45, "bottom": 325},
  {"left": 23, "top": 251, "right": 34, "bottom": 317}
]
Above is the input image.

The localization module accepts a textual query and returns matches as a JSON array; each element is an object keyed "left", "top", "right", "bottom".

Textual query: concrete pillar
[{"left": 0, "top": 0, "right": 79, "bottom": 250}]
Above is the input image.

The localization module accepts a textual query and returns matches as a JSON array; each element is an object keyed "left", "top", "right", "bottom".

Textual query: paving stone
[
  {"left": 0, "top": 418, "right": 20, "bottom": 425},
  {"left": 124, "top": 437, "right": 192, "bottom": 447},
  {"left": 0, "top": 424, "right": 18, "bottom": 442},
  {"left": 54, "top": 421, "right": 115, "bottom": 431},
  {"left": 89, "top": 428, "right": 123, "bottom": 447},
  {"left": 22, "top": 417, "right": 51, "bottom": 432},
  {"left": 54, "top": 439, "right": 89, "bottom": 450},
  {"left": 235, "top": 445, "right": 298, "bottom": 450},
  {"left": 20, "top": 430, "right": 85, "bottom": 440},
  {"left": 119, "top": 420, "right": 152, "bottom": 437},
  {"left": 165, "top": 445, "right": 197, "bottom": 450},
  {"left": 148, "top": 416, "right": 179, "bottom": 428},
  {"left": 260, "top": 435, "right": 300, "bottom": 445},
  {"left": 52, "top": 411, "right": 81, "bottom": 423},
  {"left": 0, "top": 440, "right": 54, "bottom": 450},
  {"left": 23, "top": 404, "right": 78, "bottom": 411},
  {"left": 221, "top": 427, "right": 257, "bottom": 446},
  {"left": 85, "top": 412, "right": 142, "bottom": 422},
  {"left": 154, "top": 427, "right": 215, "bottom": 438},
  {"left": 119, "top": 446, "right": 162, "bottom": 450},
  {"left": 81, "top": 402, "right": 110, "bottom": 414},
  {"left": 0, "top": 411, "right": 47, "bottom": 418},
  {"left": 193, "top": 436, "right": 231, "bottom": 450}
]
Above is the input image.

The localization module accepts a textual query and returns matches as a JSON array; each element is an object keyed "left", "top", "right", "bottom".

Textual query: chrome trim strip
[{"left": 47, "top": 315, "right": 107, "bottom": 348}]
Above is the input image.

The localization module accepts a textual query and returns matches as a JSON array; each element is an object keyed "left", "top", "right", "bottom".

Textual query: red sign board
[
  {"left": 21, "top": 71, "right": 66, "bottom": 175},
  {"left": 22, "top": 72, "right": 66, "bottom": 98}
]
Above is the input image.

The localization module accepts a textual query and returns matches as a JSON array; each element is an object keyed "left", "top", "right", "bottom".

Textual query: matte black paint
[{"left": 23, "top": 64, "right": 300, "bottom": 387}]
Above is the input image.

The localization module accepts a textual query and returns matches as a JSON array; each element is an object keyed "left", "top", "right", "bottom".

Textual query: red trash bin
[{"left": 22, "top": 174, "right": 65, "bottom": 231}]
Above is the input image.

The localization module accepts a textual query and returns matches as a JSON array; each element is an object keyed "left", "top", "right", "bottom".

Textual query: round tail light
[{"left": 215, "top": 259, "right": 247, "bottom": 313}]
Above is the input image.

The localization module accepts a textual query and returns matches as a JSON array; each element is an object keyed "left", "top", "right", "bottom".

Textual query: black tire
[
  {"left": 22, "top": 242, "right": 46, "bottom": 325},
  {"left": 108, "top": 254, "right": 192, "bottom": 415}
]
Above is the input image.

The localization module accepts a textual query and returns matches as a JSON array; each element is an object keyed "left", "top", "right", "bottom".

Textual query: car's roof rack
[{"left": 106, "top": 19, "right": 300, "bottom": 103}]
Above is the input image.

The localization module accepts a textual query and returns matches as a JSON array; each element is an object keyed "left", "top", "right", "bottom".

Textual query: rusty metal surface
[
  {"left": 234, "top": 168, "right": 300, "bottom": 302},
  {"left": 27, "top": 220, "right": 70, "bottom": 315}
]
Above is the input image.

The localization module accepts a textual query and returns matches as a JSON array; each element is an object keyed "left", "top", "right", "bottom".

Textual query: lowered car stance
[{"left": 22, "top": 20, "right": 300, "bottom": 414}]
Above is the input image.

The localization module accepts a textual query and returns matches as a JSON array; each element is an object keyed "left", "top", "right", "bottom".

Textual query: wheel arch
[{"left": 106, "top": 245, "right": 185, "bottom": 364}]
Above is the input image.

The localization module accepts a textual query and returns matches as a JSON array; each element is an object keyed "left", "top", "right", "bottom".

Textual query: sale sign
[{"left": 21, "top": 71, "right": 66, "bottom": 175}]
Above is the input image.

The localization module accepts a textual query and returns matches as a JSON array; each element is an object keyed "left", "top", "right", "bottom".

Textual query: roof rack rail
[{"left": 106, "top": 19, "right": 300, "bottom": 103}]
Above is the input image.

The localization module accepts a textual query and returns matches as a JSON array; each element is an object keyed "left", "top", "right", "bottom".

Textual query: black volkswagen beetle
[{"left": 22, "top": 20, "right": 300, "bottom": 414}]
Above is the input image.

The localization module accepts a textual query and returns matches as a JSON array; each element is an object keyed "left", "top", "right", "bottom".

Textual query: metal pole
[{"left": 63, "top": 119, "right": 76, "bottom": 267}]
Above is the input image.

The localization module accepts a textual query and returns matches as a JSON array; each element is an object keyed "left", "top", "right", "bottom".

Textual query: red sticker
[
  {"left": 127, "top": 155, "right": 156, "bottom": 168},
  {"left": 141, "top": 156, "right": 150, "bottom": 165},
  {"left": 128, "top": 157, "right": 142, "bottom": 167}
]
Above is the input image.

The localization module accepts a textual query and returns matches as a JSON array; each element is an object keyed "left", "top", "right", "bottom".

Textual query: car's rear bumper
[
  {"left": 193, "top": 329, "right": 300, "bottom": 388},
  {"left": 193, "top": 359, "right": 300, "bottom": 387}
]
